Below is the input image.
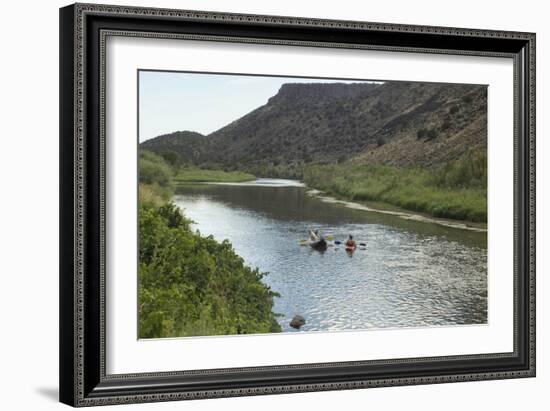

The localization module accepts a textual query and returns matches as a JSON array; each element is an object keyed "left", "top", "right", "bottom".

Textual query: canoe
[{"left": 310, "top": 238, "right": 328, "bottom": 251}]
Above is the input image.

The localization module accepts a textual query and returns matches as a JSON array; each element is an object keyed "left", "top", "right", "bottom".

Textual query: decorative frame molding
[{"left": 60, "top": 3, "right": 535, "bottom": 407}]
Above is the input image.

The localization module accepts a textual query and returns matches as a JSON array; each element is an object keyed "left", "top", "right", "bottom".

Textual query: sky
[{"left": 138, "top": 71, "right": 383, "bottom": 142}]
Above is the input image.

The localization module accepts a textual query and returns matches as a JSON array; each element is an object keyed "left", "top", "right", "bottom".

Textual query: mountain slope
[
  {"left": 141, "top": 81, "right": 487, "bottom": 176},
  {"left": 141, "top": 130, "right": 210, "bottom": 165}
]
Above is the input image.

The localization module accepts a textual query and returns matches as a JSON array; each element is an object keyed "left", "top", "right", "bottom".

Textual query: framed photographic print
[{"left": 59, "top": 3, "right": 536, "bottom": 407}]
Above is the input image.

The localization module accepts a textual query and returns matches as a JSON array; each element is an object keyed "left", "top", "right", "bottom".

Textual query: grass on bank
[
  {"left": 140, "top": 149, "right": 256, "bottom": 184},
  {"left": 138, "top": 151, "right": 281, "bottom": 338},
  {"left": 303, "top": 151, "right": 487, "bottom": 223},
  {"left": 173, "top": 167, "right": 256, "bottom": 184}
]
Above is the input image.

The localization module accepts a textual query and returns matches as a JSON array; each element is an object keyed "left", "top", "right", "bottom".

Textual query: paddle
[
  {"left": 334, "top": 240, "right": 366, "bottom": 246},
  {"left": 300, "top": 237, "right": 366, "bottom": 247}
]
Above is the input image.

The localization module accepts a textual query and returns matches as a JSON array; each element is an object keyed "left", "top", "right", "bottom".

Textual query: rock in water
[{"left": 290, "top": 315, "right": 306, "bottom": 329}]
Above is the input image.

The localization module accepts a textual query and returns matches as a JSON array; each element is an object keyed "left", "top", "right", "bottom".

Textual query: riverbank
[
  {"left": 303, "top": 153, "right": 487, "bottom": 223},
  {"left": 138, "top": 150, "right": 281, "bottom": 338},
  {"left": 174, "top": 167, "right": 255, "bottom": 184},
  {"left": 141, "top": 147, "right": 487, "bottom": 229},
  {"left": 305, "top": 188, "right": 486, "bottom": 232}
]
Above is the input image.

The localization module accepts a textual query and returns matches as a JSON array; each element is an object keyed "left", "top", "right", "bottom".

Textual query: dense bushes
[
  {"left": 303, "top": 151, "right": 487, "bottom": 223},
  {"left": 138, "top": 149, "right": 281, "bottom": 338},
  {"left": 138, "top": 178, "right": 281, "bottom": 338},
  {"left": 140, "top": 148, "right": 257, "bottom": 184},
  {"left": 429, "top": 151, "right": 487, "bottom": 189},
  {"left": 139, "top": 150, "right": 174, "bottom": 187}
]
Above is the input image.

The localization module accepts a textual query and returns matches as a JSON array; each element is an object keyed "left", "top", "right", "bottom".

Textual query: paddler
[
  {"left": 309, "top": 229, "right": 321, "bottom": 242},
  {"left": 345, "top": 234, "right": 356, "bottom": 250}
]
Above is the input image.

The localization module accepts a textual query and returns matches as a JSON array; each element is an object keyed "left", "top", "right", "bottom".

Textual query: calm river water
[{"left": 174, "top": 179, "right": 487, "bottom": 333}]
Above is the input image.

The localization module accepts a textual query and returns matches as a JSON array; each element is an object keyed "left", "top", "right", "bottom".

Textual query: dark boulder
[{"left": 289, "top": 315, "right": 306, "bottom": 329}]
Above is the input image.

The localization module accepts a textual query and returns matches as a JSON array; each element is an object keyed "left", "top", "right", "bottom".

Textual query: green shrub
[
  {"left": 139, "top": 184, "right": 172, "bottom": 208},
  {"left": 138, "top": 190, "right": 281, "bottom": 338},
  {"left": 139, "top": 150, "right": 173, "bottom": 188},
  {"left": 303, "top": 153, "right": 487, "bottom": 223},
  {"left": 430, "top": 150, "right": 487, "bottom": 189},
  {"left": 159, "top": 151, "right": 181, "bottom": 167}
]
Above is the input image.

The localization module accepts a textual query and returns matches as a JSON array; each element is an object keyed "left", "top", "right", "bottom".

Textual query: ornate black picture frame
[{"left": 59, "top": 3, "right": 535, "bottom": 407}]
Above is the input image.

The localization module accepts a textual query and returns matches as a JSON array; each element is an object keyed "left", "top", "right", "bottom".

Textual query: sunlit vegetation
[
  {"left": 174, "top": 167, "right": 255, "bottom": 183},
  {"left": 303, "top": 151, "right": 487, "bottom": 223},
  {"left": 138, "top": 151, "right": 281, "bottom": 338}
]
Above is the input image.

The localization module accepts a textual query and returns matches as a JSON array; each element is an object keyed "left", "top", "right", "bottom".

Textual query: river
[{"left": 174, "top": 179, "right": 487, "bottom": 333}]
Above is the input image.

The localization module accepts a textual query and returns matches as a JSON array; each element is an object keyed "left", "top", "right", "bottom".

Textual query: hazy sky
[{"left": 138, "top": 71, "right": 382, "bottom": 142}]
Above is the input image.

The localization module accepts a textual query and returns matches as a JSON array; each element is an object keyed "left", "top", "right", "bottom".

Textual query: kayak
[
  {"left": 344, "top": 240, "right": 357, "bottom": 251},
  {"left": 310, "top": 238, "right": 328, "bottom": 251}
]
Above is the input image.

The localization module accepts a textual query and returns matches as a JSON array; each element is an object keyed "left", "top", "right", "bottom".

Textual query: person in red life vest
[{"left": 345, "top": 234, "right": 356, "bottom": 250}]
